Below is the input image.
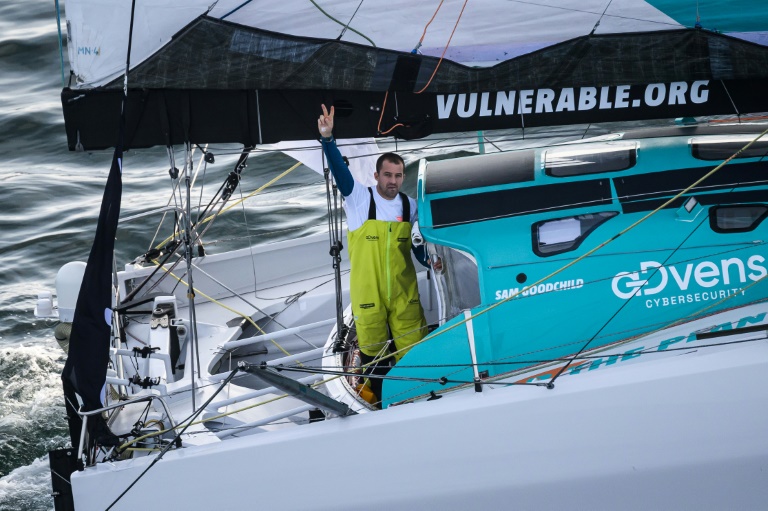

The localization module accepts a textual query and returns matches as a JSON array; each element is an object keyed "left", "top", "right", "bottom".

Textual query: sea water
[
  {"left": 0, "top": 2, "right": 642, "bottom": 508},
  {"left": 0, "top": 3, "right": 329, "bottom": 508}
]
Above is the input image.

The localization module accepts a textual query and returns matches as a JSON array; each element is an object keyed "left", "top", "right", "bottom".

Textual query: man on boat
[{"left": 318, "top": 104, "right": 427, "bottom": 401}]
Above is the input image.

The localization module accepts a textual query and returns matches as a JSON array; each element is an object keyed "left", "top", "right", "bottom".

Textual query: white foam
[{"left": 0, "top": 456, "right": 54, "bottom": 509}]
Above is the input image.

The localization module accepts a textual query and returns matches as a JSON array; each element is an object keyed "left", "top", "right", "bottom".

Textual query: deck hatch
[
  {"left": 425, "top": 150, "right": 535, "bottom": 194},
  {"left": 691, "top": 136, "right": 768, "bottom": 161},
  {"left": 431, "top": 179, "right": 612, "bottom": 227},
  {"left": 544, "top": 142, "right": 637, "bottom": 177}
]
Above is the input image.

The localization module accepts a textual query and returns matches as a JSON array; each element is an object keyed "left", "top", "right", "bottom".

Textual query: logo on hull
[{"left": 611, "top": 256, "right": 766, "bottom": 305}]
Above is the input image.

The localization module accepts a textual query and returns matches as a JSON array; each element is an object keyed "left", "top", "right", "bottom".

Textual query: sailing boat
[{"left": 38, "top": 1, "right": 768, "bottom": 509}]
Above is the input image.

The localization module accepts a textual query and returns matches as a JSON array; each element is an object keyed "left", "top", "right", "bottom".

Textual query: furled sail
[{"left": 60, "top": 1, "right": 768, "bottom": 149}]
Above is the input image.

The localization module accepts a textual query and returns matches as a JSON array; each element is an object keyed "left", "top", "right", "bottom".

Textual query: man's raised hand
[{"left": 318, "top": 104, "right": 335, "bottom": 137}]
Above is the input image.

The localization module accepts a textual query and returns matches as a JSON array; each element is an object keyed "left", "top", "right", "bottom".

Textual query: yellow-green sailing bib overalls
[{"left": 348, "top": 188, "right": 426, "bottom": 361}]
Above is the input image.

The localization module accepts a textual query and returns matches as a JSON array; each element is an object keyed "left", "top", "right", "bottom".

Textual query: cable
[
  {"left": 414, "top": 0, "right": 469, "bottom": 94},
  {"left": 106, "top": 368, "right": 240, "bottom": 510},
  {"left": 338, "top": 0, "right": 366, "bottom": 41},
  {"left": 413, "top": 0, "right": 445, "bottom": 54},
  {"left": 350, "top": 127, "right": 768, "bottom": 386},
  {"left": 308, "top": 0, "right": 376, "bottom": 46}
]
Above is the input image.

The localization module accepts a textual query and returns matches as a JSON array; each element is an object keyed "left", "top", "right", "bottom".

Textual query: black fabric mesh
[{"left": 105, "top": 16, "right": 768, "bottom": 93}]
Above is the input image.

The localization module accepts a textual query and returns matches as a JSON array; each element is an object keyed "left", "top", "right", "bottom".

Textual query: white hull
[{"left": 72, "top": 328, "right": 768, "bottom": 510}]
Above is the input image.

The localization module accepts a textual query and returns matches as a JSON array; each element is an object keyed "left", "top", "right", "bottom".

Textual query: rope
[
  {"left": 309, "top": 0, "right": 376, "bottom": 46},
  {"left": 377, "top": 91, "right": 404, "bottom": 136},
  {"left": 155, "top": 162, "right": 301, "bottom": 250},
  {"left": 148, "top": 260, "right": 293, "bottom": 357},
  {"left": 364, "top": 127, "right": 768, "bottom": 368},
  {"left": 117, "top": 373, "right": 346, "bottom": 449},
  {"left": 338, "top": 0, "right": 366, "bottom": 41},
  {"left": 107, "top": 368, "right": 240, "bottom": 510},
  {"left": 412, "top": 0, "right": 445, "bottom": 54},
  {"left": 414, "top": 0, "right": 469, "bottom": 94}
]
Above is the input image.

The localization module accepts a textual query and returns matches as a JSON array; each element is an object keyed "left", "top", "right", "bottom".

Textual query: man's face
[{"left": 374, "top": 159, "right": 404, "bottom": 200}]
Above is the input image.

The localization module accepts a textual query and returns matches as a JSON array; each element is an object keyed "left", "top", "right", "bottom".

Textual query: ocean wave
[{"left": 0, "top": 344, "right": 68, "bottom": 480}]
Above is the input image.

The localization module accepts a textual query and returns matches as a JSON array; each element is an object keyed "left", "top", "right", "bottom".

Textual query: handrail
[
  {"left": 207, "top": 374, "right": 323, "bottom": 410},
  {"left": 215, "top": 404, "right": 315, "bottom": 439},
  {"left": 77, "top": 393, "right": 175, "bottom": 462},
  {"left": 220, "top": 319, "right": 336, "bottom": 351},
  {"left": 208, "top": 347, "right": 326, "bottom": 383}
]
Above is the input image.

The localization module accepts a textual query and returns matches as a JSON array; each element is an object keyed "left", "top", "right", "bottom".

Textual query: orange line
[
  {"left": 418, "top": 0, "right": 445, "bottom": 47},
  {"left": 415, "top": 0, "right": 469, "bottom": 95}
]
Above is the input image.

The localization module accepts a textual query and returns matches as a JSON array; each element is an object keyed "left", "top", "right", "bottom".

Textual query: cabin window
[
  {"left": 691, "top": 136, "right": 768, "bottom": 161},
  {"left": 710, "top": 205, "right": 768, "bottom": 233},
  {"left": 544, "top": 142, "right": 637, "bottom": 177},
  {"left": 533, "top": 212, "right": 618, "bottom": 256},
  {"left": 426, "top": 243, "right": 481, "bottom": 324}
]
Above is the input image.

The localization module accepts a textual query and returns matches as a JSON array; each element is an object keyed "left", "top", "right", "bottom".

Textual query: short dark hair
[{"left": 376, "top": 152, "right": 405, "bottom": 173}]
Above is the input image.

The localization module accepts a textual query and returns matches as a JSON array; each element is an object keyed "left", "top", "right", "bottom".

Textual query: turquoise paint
[
  {"left": 658, "top": 336, "right": 685, "bottom": 351},
  {"left": 383, "top": 129, "right": 768, "bottom": 406},
  {"left": 381, "top": 312, "right": 476, "bottom": 408},
  {"left": 645, "top": 1, "right": 768, "bottom": 32},
  {"left": 737, "top": 312, "right": 766, "bottom": 328}
]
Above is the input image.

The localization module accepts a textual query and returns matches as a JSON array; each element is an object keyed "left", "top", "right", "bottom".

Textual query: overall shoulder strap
[
  {"left": 399, "top": 192, "right": 410, "bottom": 223},
  {"left": 367, "top": 187, "right": 376, "bottom": 220}
]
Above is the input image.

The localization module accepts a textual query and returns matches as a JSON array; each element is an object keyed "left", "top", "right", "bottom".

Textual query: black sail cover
[
  {"left": 62, "top": 16, "right": 768, "bottom": 150},
  {"left": 61, "top": 129, "right": 122, "bottom": 447}
]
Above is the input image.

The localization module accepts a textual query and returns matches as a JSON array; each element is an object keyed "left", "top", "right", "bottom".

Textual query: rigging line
[
  {"left": 322, "top": 150, "right": 345, "bottom": 348},
  {"left": 54, "top": 0, "right": 65, "bottom": 87},
  {"left": 138, "top": 201, "right": 226, "bottom": 299},
  {"left": 306, "top": 331, "right": 768, "bottom": 375},
  {"left": 154, "top": 162, "right": 302, "bottom": 250},
  {"left": 338, "top": 0, "right": 366, "bottom": 41},
  {"left": 377, "top": 91, "right": 404, "bottom": 135},
  {"left": 589, "top": 0, "right": 614, "bottom": 35},
  {"left": 202, "top": 220, "right": 332, "bottom": 245},
  {"left": 106, "top": 368, "right": 241, "bottom": 511},
  {"left": 219, "top": 0, "right": 254, "bottom": 20},
  {"left": 615, "top": 178, "right": 768, "bottom": 202},
  {"left": 187, "top": 146, "right": 254, "bottom": 236},
  {"left": 123, "top": 374, "right": 343, "bottom": 449},
  {"left": 308, "top": 0, "right": 376, "bottom": 46},
  {"left": 581, "top": 123, "right": 592, "bottom": 140},
  {"left": 122, "top": 0, "right": 137, "bottom": 97},
  {"left": 272, "top": 364, "right": 547, "bottom": 386},
  {"left": 234, "top": 172, "right": 261, "bottom": 305},
  {"left": 148, "top": 261, "right": 295, "bottom": 357},
  {"left": 414, "top": 0, "right": 469, "bottom": 95},
  {"left": 490, "top": 240, "right": 768, "bottom": 270},
  {"left": 507, "top": 0, "right": 681, "bottom": 28},
  {"left": 318, "top": 330, "right": 768, "bottom": 371},
  {"left": 381, "top": 127, "right": 768, "bottom": 362},
  {"left": 147, "top": 146, "right": 194, "bottom": 251},
  {"left": 552, "top": 165, "right": 768, "bottom": 385},
  {"left": 192, "top": 144, "right": 209, "bottom": 225},
  {"left": 384, "top": 281, "right": 768, "bottom": 389},
  {"left": 413, "top": 0, "right": 445, "bottom": 53},
  {"left": 550, "top": 200, "right": 710, "bottom": 385},
  {"left": 720, "top": 80, "right": 741, "bottom": 119},
  {"left": 189, "top": 262, "right": 319, "bottom": 350},
  {"left": 483, "top": 134, "right": 503, "bottom": 153}
]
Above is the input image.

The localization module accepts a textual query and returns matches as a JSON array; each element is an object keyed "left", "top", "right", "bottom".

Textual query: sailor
[{"left": 318, "top": 104, "right": 427, "bottom": 401}]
